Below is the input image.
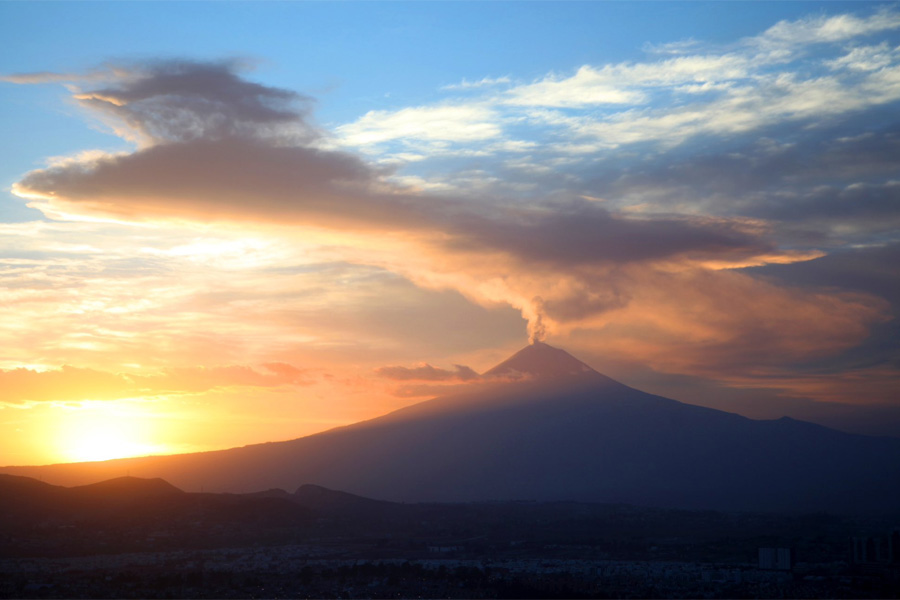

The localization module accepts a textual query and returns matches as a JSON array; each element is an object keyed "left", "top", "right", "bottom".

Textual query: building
[
  {"left": 852, "top": 529, "right": 900, "bottom": 565},
  {"left": 758, "top": 547, "right": 792, "bottom": 571}
]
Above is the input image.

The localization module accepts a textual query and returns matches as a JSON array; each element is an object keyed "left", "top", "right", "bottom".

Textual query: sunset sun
[
  {"left": 62, "top": 426, "right": 152, "bottom": 463},
  {"left": 56, "top": 406, "right": 166, "bottom": 463}
]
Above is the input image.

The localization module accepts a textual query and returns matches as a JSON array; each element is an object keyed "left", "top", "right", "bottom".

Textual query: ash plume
[{"left": 527, "top": 296, "right": 547, "bottom": 344}]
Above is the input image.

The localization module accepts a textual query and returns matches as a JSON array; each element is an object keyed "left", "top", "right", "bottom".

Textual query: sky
[{"left": 1, "top": 1, "right": 899, "bottom": 466}]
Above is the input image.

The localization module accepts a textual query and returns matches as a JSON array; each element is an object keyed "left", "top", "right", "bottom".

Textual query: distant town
[{"left": 1, "top": 475, "right": 898, "bottom": 598}]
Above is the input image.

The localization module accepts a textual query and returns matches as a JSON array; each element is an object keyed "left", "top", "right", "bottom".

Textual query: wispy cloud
[
  {"left": 376, "top": 363, "right": 478, "bottom": 382},
  {"left": 338, "top": 103, "right": 502, "bottom": 147},
  {"left": 751, "top": 8, "right": 900, "bottom": 50},
  {"left": 334, "top": 6, "right": 900, "bottom": 162},
  {"left": 441, "top": 75, "right": 511, "bottom": 90},
  {"left": 642, "top": 38, "right": 701, "bottom": 56}
]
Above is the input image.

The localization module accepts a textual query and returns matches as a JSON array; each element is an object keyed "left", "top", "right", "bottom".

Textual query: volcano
[
  {"left": 484, "top": 340, "right": 597, "bottom": 379},
  {"left": 3, "top": 342, "right": 900, "bottom": 513}
]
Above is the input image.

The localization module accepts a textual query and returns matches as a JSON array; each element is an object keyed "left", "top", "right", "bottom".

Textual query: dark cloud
[
  {"left": 748, "top": 242, "right": 900, "bottom": 304},
  {"left": 746, "top": 242, "right": 900, "bottom": 373},
  {"left": 575, "top": 118, "right": 900, "bottom": 242},
  {"left": 19, "top": 143, "right": 777, "bottom": 269},
  {"left": 14, "top": 59, "right": 781, "bottom": 272},
  {"left": 75, "top": 59, "right": 316, "bottom": 144},
  {"left": 751, "top": 181, "right": 900, "bottom": 234},
  {"left": 375, "top": 363, "right": 479, "bottom": 382},
  {"left": 18, "top": 138, "right": 386, "bottom": 226},
  {"left": 447, "top": 200, "right": 773, "bottom": 268}
]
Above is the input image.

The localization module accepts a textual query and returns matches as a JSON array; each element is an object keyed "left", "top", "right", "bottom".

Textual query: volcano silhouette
[
  {"left": 4, "top": 342, "right": 900, "bottom": 513},
  {"left": 484, "top": 340, "right": 596, "bottom": 379}
]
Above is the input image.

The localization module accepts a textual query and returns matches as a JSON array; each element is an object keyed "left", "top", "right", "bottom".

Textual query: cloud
[
  {"left": 752, "top": 8, "right": 900, "bottom": 50},
  {"left": 750, "top": 242, "right": 900, "bottom": 306},
  {"left": 0, "top": 363, "right": 309, "bottom": 405},
  {"left": 333, "top": 6, "right": 900, "bottom": 162},
  {"left": 8, "top": 46, "right": 898, "bottom": 409},
  {"left": 68, "top": 59, "right": 312, "bottom": 146},
  {"left": 534, "top": 267, "right": 891, "bottom": 412},
  {"left": 502, "top": 52, "right": 753, "bottom": 110},
  {"left": 10, "top": 61, "right": 786, "bottom": 271},
  {"left": 825, "top": 42, "right": 898, "bottom": 72},
  {"left": 441, "top": 76, "right": 511, "bottom": 90},
  {"left": 2, "top": 71, "right": 88, "bottom": 84},
  {"left": 445, "top": 201, "right": 775, "bottom": 268},
  {"left": 502, "top": 65, "right": 648, "bottom": 107},
  {"left": 558, "top": 67, "right": 900, "bottom": 151},
  {"left": 754, "top": 181, "right": 900, "bottom": 237},
  {"left": 745, "top": 242, "right": 900, "bottom": 381},
  {"left": 0, "top": 67, "right": 120, "bottom": 85},
  {"left": 569, "top": 117, "right": 900, "bottom": 246},
  {"left": 8, "top": 61, "right": 388, "bottom": 228},
  {"left": 0, "top": 219, "right": 526, "bottom": 374},
  {"left": 14, "top": 130, "right": 781, "bottom": 274},
  {"left": 14, "top": 138, "right": 385, "bottom": 226},
  {"left": 375, "top": 363, "right": 479, "bottom": 382},
  {"left": 338, "top": 103, "right": 502, "bottom": 147},
  {"left": 432, "top": 261, "right": 887, "bottom": 373},
  {"left": 642, "top": 38, "right": 702, "bottom": 56}
]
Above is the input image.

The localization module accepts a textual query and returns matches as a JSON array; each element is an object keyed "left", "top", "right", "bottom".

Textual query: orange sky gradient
[{"left": 3, "top": 6, "right": 900, "bottom": 466}]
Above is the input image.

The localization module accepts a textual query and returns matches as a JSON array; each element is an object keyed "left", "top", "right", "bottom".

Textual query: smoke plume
[{"left": 527, "top": 296, "right": 547, "bottom": 344}]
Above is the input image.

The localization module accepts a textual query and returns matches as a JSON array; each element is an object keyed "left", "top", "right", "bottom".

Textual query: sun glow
[{"left": 55, "top": 402, "right": 169, "bottom": 463}]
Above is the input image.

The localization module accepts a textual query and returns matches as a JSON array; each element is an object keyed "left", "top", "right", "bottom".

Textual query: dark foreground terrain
[{"left": 1, "top": 475, "right": 898, "bottom": 599}]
